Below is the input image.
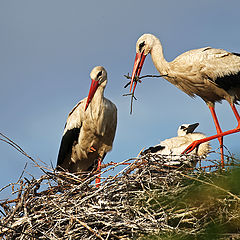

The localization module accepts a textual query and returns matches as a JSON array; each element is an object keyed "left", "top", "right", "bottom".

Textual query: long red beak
[
  {"left": 85, "top": 79, "right": 99, "bottom": 111},
  {"left": 129, "top": 51, "right": 146, "bottom": 93}
]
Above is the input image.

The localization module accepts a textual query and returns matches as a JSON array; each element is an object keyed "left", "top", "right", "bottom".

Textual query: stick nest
[{"left": 1, "top": 153, "right": 240, "bottom": 239}]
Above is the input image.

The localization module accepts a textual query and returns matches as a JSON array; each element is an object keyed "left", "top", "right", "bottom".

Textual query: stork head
[
  {"left": 85, "top": 66, "right": 107, "bottom": 111},
  {"left": 130, "top": 34, "right": 156, "bottom": 93},
  {"left": 177, "top": 123, "right": 199, "bottom": 137}
]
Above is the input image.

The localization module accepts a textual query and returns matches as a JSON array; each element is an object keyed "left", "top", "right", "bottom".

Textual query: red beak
[
  {"left": 85, "top": 79, "right": 99, "bottom": 111},
  {"left": 129, "top": 51, "right": 146, "bottom": 93}
]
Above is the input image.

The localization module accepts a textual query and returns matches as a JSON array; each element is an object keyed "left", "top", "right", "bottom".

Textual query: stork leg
[
  {"left": 208, "top": 106, "right": 224, "bottom": 166},
  {"left": 95, "top": 158, "right": 102, "bottom": 187},
  {"left": 88, "top": 146, "right": 102, "bottom": 186},
  {"left": 182, "top": 103, "right": 240, "bottom": 165},
  {"left": 231, "top": 103, "right": 240, "bottom": 127}
]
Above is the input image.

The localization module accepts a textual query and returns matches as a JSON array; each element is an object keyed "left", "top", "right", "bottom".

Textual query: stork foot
[
  {"left": 95, "top": 176, "right": 101, "bottom": 185},
  {"left": 182, "top": 140, "right": 201, "bottom": 155},
  {"left": 89, "top": 146, "right": 97, "bottom": 152}
]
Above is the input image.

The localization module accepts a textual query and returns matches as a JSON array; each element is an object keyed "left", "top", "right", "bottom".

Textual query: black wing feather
[
  {"left": 214, "top": 71, "right": 240, "bottom": 92},
  {"left": 213, "top": 52, "right": 240, "bottom": 92},
  {"left": 56, "top": 127, "right": 80, "bottom": 167},
  {"left": 142, "top": 145, "right": 165, "bottom": 155},
  {"left": 232, "top": 52, "right": 240, "bottom": 57}
]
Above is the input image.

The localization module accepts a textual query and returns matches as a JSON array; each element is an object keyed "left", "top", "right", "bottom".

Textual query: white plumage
[
  {"left": 57, "top": 66, "right": 117, "bottom": 173},
  {"left": 130, "top": 33, "right": 240, "bottom": 164},
  {"left": 142, "top": 123, "right": 210, "bottom": 167}
]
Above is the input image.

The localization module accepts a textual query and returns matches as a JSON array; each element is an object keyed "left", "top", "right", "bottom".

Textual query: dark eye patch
[
  {"left": 139, "top": 41, "right": 145, "bottom": 52},
  {"left": 97, "top": 71, "right": 102, "bottom": 79},
  {"left": 180, "top": 126, "right": 186, "bottom": 130}
]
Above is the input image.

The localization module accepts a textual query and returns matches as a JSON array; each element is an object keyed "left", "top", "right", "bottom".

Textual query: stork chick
[{"left": 142, "top": 123, "right": 210, "bottom": 167}]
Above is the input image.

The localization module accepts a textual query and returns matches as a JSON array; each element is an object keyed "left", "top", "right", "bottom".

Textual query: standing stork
[
  {"left": 129, "top": 33, "right": 240, "bottom": 165},
  {"left": 56, "top": 66, "right": 117, "bottom": 184}
]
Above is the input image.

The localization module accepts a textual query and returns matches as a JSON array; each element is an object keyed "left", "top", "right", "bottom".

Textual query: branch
[
  {"left": 122, "top": 92, "right": 137, "bottom": 114},
  {"left": 0, "top": 133, "right": 51, "bottom": 176},
  {"left": 75, "top": 218, "right": 104, "bottom": 240},
  {"left": 123, "top": 73, "right": 167, "bottom": 114},
  {"left": 123, "top": 73, "right": 165, "bottom": 88}
]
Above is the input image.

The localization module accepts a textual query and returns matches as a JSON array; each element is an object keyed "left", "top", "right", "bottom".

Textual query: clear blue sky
[{"left": 1, "top": 0, "right": 240, "bottom": 199}]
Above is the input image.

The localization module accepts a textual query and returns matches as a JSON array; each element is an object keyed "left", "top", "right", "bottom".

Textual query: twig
[
  {"left": 0, "top": 133, "right": 52, "bottom": 176},
  {"left": 123, "top": 73, "right": 166, "bottom": 88},
  {"left": 123, "top": 73, "right": 168, "bottom": 114},
  {"left": 75, "top": 218, "right": 104, "bottom": 240},
  {"left": 0, "top": 222, "right": 39, "bottom": 239}
]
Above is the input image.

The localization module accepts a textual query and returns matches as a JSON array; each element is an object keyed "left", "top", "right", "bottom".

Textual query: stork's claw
[
  {"left": 89, "top": 146, "right": 97, "bottom": 152},
  {"left": 182, "top": 140, "right": 200, "bottom": 154}
]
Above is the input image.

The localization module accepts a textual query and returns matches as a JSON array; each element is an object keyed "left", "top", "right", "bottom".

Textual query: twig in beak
[
  {"left": 122, "top": 92, "right": 137, "bottom": 114},
  {"left": 123, "top": 73, "right": 166, "bottom": 114},
  {"left": 124, "top": 73, "right": 166, "bottom": 88}
]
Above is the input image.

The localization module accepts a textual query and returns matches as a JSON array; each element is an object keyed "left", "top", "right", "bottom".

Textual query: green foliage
[{"left": 136, "top": 167, "right": 240, "bottom": 239}]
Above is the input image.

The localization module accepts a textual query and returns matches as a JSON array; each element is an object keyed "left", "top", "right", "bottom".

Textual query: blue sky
[{"left": 1, "top": 0, "right": 240, "bottom": 199}]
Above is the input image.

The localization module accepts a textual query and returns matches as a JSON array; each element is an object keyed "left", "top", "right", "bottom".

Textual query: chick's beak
[{"left": 186, "top": 123, "right": 199, "bottom": 134}]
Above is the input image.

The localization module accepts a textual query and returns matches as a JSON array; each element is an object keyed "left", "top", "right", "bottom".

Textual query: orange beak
[
  {"left": 85, "top": 79, "right": 99, "bottom": 111},
  {"left": 129, "top": 51, "right": 146, "bottom": 94}
]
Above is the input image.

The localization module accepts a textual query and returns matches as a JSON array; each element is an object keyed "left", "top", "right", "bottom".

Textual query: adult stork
[
  {"left": 142, "top": 123, "right": 210, "bottom": 168},
  {"left": 56, "top": 66, "right": 117, "bottom": 184},
  {"left": 129, "top": 33, "right": 240, "bottom": 165}
]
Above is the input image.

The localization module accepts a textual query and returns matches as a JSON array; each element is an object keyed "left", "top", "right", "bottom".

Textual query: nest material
[{"left": 0, "top": 153, "right": 240, "bottom": 240}]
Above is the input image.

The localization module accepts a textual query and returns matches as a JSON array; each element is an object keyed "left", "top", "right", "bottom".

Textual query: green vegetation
[{"left": 137, "top": 167, "right": 240, "bottom": 240}]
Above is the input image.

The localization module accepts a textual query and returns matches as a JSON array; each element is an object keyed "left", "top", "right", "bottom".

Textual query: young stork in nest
[
  {"left": 142, "top": 123, "right": 210, "bottom": 168},
  {"left": 56, "top": 66, "right": 117, "bottom": 184}
]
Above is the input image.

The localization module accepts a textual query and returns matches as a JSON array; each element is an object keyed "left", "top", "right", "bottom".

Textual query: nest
[{"left": 1, "top": 133, "right": 240, "bottom": 239}]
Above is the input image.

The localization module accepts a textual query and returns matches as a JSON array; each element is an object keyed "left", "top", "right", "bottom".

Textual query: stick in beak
[
  {"left": 129, "top": 51, "right": 146, "bottom": 93},
  {"left": 85, "top": 79, "right": 99, "bottom": 111}
]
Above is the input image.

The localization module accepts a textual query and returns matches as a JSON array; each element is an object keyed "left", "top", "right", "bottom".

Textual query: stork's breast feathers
[{"left": 101, "top": 100, "right": 117, "bottom": 141}]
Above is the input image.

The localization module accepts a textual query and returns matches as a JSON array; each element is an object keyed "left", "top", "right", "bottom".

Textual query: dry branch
[{"left": 123, "top": 73, "right": 165, "bottom": 114}]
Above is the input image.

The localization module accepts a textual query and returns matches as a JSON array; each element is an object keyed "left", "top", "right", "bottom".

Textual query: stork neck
[
  {"left": 90, "top": 86, "right": 104, "bottom": 117},
  {"left": 150, "top": 38, "right": 170, "bottom": 75}
]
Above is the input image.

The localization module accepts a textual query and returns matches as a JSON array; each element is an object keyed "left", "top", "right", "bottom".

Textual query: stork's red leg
[
  {"left": 182, "top": 104, "right": 240, "bottom": 165},
  {"left": 208, "top": 106, "right": 224, "bottom": 166},
  {"left": 88, "top": 146, "right": 102, "bottom": 187},
  {"left": 95, "top": 158, "right": 102, "bottom": 187},
  {"left": 89, "top": 146, "right": 97, "bottom": 152},
  {"left": 183, "top": 128, "right": 240, "bottom": 153},
  {"left": 231, "top": 104, "right": 240, "bottom": 127}
]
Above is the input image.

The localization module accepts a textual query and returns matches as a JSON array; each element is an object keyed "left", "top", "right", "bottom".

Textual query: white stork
[
  {"left": 57, "top": 66, "right": 117, "bottom": 184},
  {"left": 129, "top": 33, "right": 240, "bottom": 165},
  {"left": 142, "top": 123, "right": 210, "bottom": 167}
]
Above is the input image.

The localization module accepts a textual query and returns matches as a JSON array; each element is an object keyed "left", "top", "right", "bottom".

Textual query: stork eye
[
  {"left": 139, "top": 41, "right": 145, "bottom": 52},
  {"left": 97, "top": 71, "right": 102, "bottom": 79}
]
